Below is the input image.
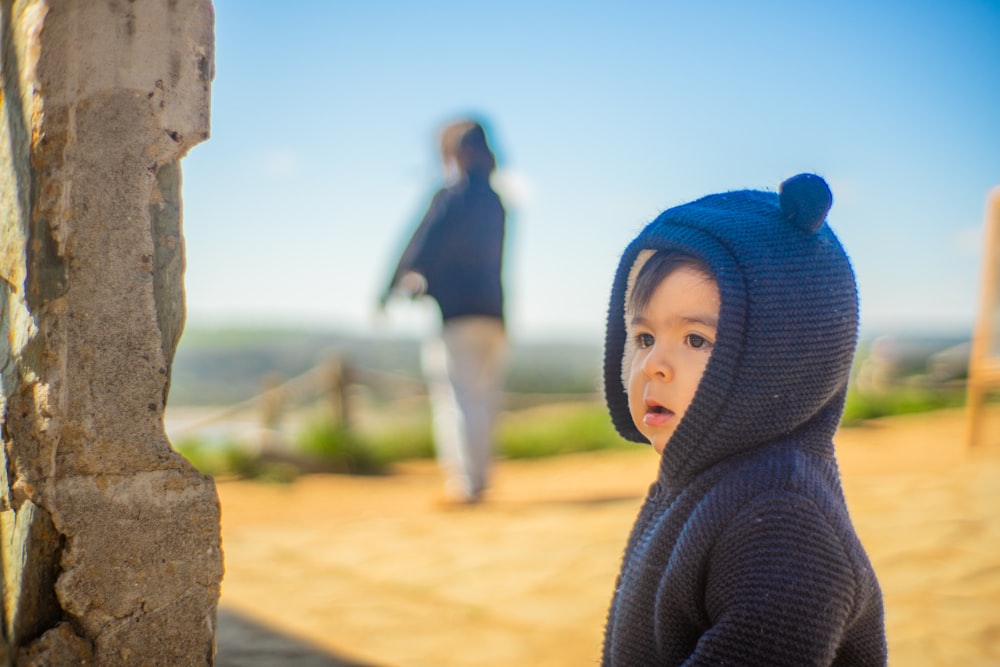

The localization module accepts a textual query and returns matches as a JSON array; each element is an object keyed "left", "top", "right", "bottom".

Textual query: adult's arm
[{"left": 379, "top": 189, "right": 447, "bottom": 306}]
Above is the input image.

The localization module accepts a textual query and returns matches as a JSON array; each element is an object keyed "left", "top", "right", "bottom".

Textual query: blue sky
[{"left": 180, "top": 1, "right": 1000, "bottom": 343}]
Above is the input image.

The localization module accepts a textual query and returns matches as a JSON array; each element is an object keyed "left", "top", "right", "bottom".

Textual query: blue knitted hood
[{"left": 603, "top": 174, "right": 859, "bottom": 484}]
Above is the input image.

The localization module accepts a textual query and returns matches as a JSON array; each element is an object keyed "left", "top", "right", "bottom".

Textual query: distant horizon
[{"left": 177, "top": 316, "right": 975, "bottom": 347}]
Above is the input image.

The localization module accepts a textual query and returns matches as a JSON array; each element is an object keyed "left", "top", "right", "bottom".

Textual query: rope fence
[{"left": 166, "top": 355, "right": 600, "bottom": 441}]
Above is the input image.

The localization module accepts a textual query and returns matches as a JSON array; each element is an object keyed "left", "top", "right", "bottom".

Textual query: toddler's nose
[{"left": 641, "top": 346, "right": 674, "bottom": 382}]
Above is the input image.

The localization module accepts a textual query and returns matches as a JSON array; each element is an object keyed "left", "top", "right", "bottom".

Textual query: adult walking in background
[{"left": 379, "top": 119, "right": 507, "bottom": 505}]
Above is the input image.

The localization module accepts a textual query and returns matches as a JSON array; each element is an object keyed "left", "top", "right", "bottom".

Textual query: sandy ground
[{"left": 213, "top": 406, "right": 1000, "bottom": 667}]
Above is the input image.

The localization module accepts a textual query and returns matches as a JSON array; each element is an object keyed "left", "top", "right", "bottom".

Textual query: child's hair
[{"left": 627, "top": 250, "right": 714, "bottom": 319}]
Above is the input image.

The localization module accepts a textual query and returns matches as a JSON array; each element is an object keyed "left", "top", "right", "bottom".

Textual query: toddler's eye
[
  {"left": 687, "top": 334, "right": 711, "bottom": 349},
  {"left": 636, "top": 333, "right": 654, "bottom": 349}
]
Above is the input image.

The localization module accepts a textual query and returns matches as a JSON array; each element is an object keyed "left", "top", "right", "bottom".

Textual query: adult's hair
[{"left": 440, "top": 120, "right": 496, "bottom": 176}]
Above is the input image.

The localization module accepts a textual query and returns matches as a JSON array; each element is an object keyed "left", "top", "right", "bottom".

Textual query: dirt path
[{"left": 214, "top": 407, "right": 1000, "bottom": 666}]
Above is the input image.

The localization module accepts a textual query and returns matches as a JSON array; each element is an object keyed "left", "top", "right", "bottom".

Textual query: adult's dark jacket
[
  {"left": 601, "top": 174, "right": 887, "bottom": 665},
  {"left": 385, "top": 172, "right": 505, "bottom": 323}
]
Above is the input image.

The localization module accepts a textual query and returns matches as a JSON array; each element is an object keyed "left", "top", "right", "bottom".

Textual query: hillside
[{"left": 167, "top": 327, "right": 604, "bottom": 407}]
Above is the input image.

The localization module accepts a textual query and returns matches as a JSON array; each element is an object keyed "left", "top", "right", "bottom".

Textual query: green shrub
[
  {"left": 174, "top": 438, "right": 299, "bottom": 483},
  {"left": 296, "top": 420, "right": 387, "bottom": 475},
  {"left": 497, "top": 401, "right": 631, "bottom": 459},
  {"left": 365, "top": 421, "right": 436, "bottom": 462},
  {"left": 177, "top": 387, "right": 976, "bottom": 481},
  {"left": 841, "top": 387, "right": 965, "bottom": 427}
]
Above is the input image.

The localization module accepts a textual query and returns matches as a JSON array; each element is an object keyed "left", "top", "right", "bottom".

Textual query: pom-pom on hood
[{"left": 603, "top": 174, "right": 858, "bottom": 485}]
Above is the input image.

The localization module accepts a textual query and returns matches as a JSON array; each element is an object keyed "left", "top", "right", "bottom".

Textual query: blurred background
[
  {"left": 169, "top": 0, "right": 998, "bottom": 456},
  {"left": 181, "top": 0, "right": 998, "bottom": 340}
]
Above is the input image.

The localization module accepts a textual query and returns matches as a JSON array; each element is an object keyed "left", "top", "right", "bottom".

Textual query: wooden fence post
[
  {"left": 259, "top": 372, "right": 286, "bottom": 451},
  {"left": 325, "top": 357, "right": 352, "bottom": 430},
  {"left": 967, "top": 186, "right": 1000, "bottom": 448}
]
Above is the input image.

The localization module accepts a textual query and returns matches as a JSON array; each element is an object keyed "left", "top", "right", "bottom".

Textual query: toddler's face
[{"left": 627, "top": 266, "right": 720, "bottom": 454}]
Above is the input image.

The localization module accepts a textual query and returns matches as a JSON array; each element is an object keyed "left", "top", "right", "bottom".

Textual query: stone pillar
[{"left": 0, "top": 1, "right": 221, "bottom": 665}]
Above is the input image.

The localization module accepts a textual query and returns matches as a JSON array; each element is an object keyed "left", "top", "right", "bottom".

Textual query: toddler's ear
[{"left": 779, "top": 173, "right": 832, "bottom": 233}]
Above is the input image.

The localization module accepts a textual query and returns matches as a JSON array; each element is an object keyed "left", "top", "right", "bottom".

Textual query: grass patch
[
  {"left": 297, "top": 420, "right": 388, "bottom": 475},
  {"left": 365, "top": 421, "right": 436, "bottom": 462},
  {"left": 174, "top": 400, "right": 633, "bottom": 479},
  {"left": 176, "top": 386, "right": 975, "bottom": 479},
  {"left": 174, "top": 438, "right": 299, "bottom": 483},
  {"left": 497, "top": 401, "right": 632, "bottom": 459},
  {"left": 841, "top": 387, "right": 966, "bottom": 427}
]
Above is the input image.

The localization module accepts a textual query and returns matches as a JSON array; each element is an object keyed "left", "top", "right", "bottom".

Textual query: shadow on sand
[{"left": 216, "top": 608, "right": 380, "bottom": 667}]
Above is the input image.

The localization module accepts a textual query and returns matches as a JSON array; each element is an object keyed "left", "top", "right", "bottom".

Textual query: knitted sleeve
[{"left": 691, "top": 491, "right": 857, "bottom": 666}]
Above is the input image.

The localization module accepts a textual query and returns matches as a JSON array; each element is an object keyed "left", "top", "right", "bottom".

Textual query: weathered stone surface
[
  {"left": 1, "top": 501, "right": 61, "bottom": 650},
  {"left": 0, "top": 1, "right": 220, "bottom": 664},
  {"left": 14, "top": 622, "right": 92, "bottom": 667}
]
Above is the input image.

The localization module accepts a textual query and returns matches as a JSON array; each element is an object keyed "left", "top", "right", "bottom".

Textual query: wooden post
[
  {"left": 259, "top": 372, "right": 286, "bottom": 452},
  {"left": 326, "top": 357, "right": 352, "bottom": 430},
  {"left": 967, "top": 186, "right": 1000, "bottom": 448}
]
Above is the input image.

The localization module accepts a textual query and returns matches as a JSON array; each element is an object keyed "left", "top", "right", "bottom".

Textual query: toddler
[{"left": 601, "top": 174, "right": 887, "bottom": 665}]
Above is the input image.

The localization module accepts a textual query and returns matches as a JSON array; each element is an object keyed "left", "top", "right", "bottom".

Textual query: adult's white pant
[{"left": 421, "top": 316, "right": 506, "bottom": 501}]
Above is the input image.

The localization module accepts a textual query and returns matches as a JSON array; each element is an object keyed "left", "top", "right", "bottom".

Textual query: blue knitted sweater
[
  {"left": 384, "top": 171, "right": 505, "bottom": 323},
  {"left": 601, "top": 175, "right": 887, "bottom": 665}
]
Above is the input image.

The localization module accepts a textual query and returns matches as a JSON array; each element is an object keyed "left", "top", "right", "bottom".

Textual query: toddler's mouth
[{"left": 644, "top": 403, "right": 674, "bottom": 426}]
